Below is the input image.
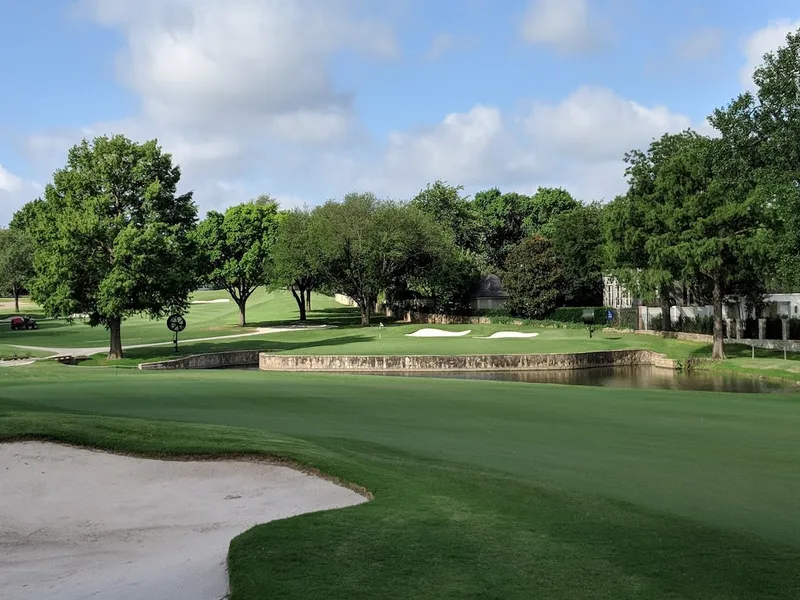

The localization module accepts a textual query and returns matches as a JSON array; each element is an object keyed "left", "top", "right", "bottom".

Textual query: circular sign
[{"left": 167, "top": 314, "right": 187, "bottom": 333}]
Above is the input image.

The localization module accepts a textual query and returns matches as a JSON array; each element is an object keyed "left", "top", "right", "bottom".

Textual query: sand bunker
[
  {"left": 482, "top": 332, "right": 540, "bottom": 339},
  {"left": 405, "top": 328, "right": 471, "bottom": 337},
  {"left": 191, "top": 298, "right": 230, "bottom": 304},
  {"left": 0, "top": 442, "right": 367, "bottom": 600}
]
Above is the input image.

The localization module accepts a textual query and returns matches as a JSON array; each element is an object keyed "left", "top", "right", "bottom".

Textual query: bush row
[
  {"left": 648, "top": 315, "right": 800, "bottom": 340},
  {"left": 474, "top": 306, "right": 638, "bottom": 330}
]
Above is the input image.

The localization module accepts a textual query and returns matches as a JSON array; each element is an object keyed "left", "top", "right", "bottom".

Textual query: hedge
[{"left": 548, "top": 307, "right": 615, "bottom": 325}]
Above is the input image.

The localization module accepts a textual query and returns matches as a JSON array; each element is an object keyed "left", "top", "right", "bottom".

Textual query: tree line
[{"left": 3, "top": 28, "right": 800, "bottom": 360}]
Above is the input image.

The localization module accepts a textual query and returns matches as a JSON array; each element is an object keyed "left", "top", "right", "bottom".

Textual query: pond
[{"left": 367, "top": 366, "right": 799, "bottom": 394}]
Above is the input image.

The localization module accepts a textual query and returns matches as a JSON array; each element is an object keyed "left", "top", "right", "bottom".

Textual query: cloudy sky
[{"left": 0, "top": 0, "right": 798, "bottom": 224}]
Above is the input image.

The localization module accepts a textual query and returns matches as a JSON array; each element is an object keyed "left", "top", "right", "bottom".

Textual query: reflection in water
[{"left": 370, "top": 366, "right": 799, "bottom": 394}]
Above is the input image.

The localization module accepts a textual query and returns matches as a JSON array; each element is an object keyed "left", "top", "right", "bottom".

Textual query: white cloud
[
  {"left": 525, "top": 86, "right": 693, "bottom": 162},
  {"left": 0, "top": 165, "right": 42, "bottom": 225},
  {"left": 675, "top": 27, "right": 724, "bottom": 61},
  {"left": 519, "top": 0, "right": 609, "bottom": 54},
  {"left": 75, "top": 0, "right": 397, "bottom": 137},
  {"left": 347, "top": 86, "right": 703, "bottom": 203},
  {"left": 740, "top": 19, "right": 800, "bottom": 90},
  {"left": 0, "top": 165, "right": 23, "bottom": 194},
  {"left": 10, "top": 0, "right": 709, "bottom": 225}
]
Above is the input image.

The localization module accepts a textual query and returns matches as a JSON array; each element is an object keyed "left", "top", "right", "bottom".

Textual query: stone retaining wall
[
  {"left": 138, "top": 350, "right": 260, "bottom": 370},
  {"left": 259, "top": 350, "right": 676, "bottom": 372}
]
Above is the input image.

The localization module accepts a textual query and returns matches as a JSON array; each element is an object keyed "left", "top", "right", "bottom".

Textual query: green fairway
[
  {"left": 3, "top": 288, "right": 700, "bottom": 366},
  {"left": 1, "top": 365, "right": 799, "bottom": 598},
  {"left": 0, "top": 289, "right": 340, "bottom": 350}
]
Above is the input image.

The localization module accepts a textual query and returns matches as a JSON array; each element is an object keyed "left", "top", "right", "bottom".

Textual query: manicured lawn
[
  {"left": 1, "top": 365, "right": 799, "bottom": 598},
  {"left": 0, "top": 289, "right": 346, "bottom": 350}
]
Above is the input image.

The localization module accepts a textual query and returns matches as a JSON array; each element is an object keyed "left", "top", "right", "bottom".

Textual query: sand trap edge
[
  {"left": 405, "top": 328, "right": 472, "bottom": 338},
  {"left": 0, "top": 437, "right": 374, "bottom": 501},
  {"left": 478, "top": 332, "right": 541, "bottom": 339}
]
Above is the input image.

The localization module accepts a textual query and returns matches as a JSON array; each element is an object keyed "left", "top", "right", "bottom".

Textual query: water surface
[{"left": 370, "top": 366, "right": 799, "bottom": 394}]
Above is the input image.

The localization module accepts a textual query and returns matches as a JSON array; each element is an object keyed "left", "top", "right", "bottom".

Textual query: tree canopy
[
  {"left": 311, "top": 192, "right": 445, "bottom": 325},
  {"left": 271, "top": 208, "right": 319, "bottom": 321},
  {"left": 503, "top": 236, "right": 565, "bottom": 319},
  {"left": 0, "top": 228, "right": 34, "bottom": 312},
  {"left": 549, "top": 203, "right": 604, "bottom": 307},
  {"left": 197, "top": 197, "right": 280, "bottom": 327},
  {"left": 20, "top": 134, "right": 199, "bottom": 359}
]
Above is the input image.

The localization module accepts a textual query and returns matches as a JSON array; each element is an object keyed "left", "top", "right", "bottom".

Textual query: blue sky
[{"left": 1, "top": 0, "right": 799, "bottom": 224}]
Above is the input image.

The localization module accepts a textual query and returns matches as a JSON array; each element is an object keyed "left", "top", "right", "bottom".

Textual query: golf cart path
[
  {"left": 0, "top": 441, "right": 367, "bottom": 600},
  {"left": 7, "top": 325, "right": 328, "bottom": 359}
]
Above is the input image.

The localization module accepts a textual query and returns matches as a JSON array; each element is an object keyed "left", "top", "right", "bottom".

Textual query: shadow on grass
[
  {"left": 687, "top": 343, "right": 800, "bottom": 362},
  {"left": 251, "top": 306, "right": 402, "bottom": 329},
  {"left": 90, "top": 334, "right": 374, "bottom": 367}
]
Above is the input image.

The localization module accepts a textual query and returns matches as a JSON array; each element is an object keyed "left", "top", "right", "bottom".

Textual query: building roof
[{"left": 471, "top": 274, "right": 510, "bottom": 299}]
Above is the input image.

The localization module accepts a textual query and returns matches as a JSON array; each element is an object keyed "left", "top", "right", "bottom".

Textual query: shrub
[
  {"left": 766, "top": 317, "right": 784, "bottom": 340},
  {"left": 791, "top": 318, "right": 800, "bottom": 340},
  {"left": 548, "top": 306, "right": 614, "bottom": 325},
  {"left": 614, "top": 308, "right": 638, "bottom": 330}
]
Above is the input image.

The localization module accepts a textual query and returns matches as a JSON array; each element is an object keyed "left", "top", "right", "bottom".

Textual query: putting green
[{"left": 1, "top": 365, "right": 799, "bottom": 599}]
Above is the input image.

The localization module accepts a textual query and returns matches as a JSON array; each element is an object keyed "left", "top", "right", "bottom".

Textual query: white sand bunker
[
  {"left": 0, "top": 442, "right": 367, "bottom": 600},
  {"left": 191, "top": 298, "right": 230, "bottom": 304},
  {"left": 481, "top": 331, "right": 540, "bottom": 339},
  {"left": 405, "top": 328, "right": 471, "bottom": 337}
]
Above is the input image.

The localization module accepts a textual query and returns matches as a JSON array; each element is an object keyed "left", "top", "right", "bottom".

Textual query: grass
[
  {"left": 9, "top": 289, "right": 800, "bottom": 385},
  {"left": 1, "top": 365, "right": 800, "bottom": 598},
  {"left": 0, "top": 344, "right": 52, "bottom": 361}
]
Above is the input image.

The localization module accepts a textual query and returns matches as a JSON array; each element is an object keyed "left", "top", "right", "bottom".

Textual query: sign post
[{"left": 167, "top": 314, "right": 187, "bottom": 352}]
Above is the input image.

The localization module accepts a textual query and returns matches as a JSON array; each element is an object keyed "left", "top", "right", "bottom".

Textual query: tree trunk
[
  {"left": 306, "top": 288, "right": 312, "bottom": 311},
  {"left": 13, "top": 285, "right": 19, "bottom": 313},
  {"left": 238, "top": 300, "right": 247, "bottom": 327},
  {"left": 290, "top": 287, "right": 307, "bottom": 321},
  {"left": 712, "top": 276, "right": 725, "bottom": 360},
  {"left": 659, "top": 284, "right": 672, "bottom": 332},
  {"left": 360, "top": 303, "right": 371, "bottom": 326},
  {"left": 108, "top": 317, "right": 123, "bottom": 360}
]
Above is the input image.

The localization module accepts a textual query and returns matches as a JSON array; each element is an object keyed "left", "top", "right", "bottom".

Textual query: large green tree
[
  {"left": 271, "top": 208, "right": 319, "bottom": 321},
  {"left": 549, "top": 203, "right": 604, "bottom": 306},
  {"left": 473, "top": 189, "right": 533, "bottom": 269},
  {"left": 410, "top": 180, "right": 480, "bottom": 253},
  {"left": 649, "top": 134, "right": 773, "bottom": 359},
  {"left": 710, "top": 27, "right": 800, "bottom": 293},
  {"left": 197, "top": 198, "right": 280, "bottom": 327},
  {"left": 523, "top": 186, "right": 581, "bottom": 238},
  {"left": 503, "top": 236, "right": 565, "bottom": 319},
  {"left": 0, "top": 228, "right": 34, "bottom": 312},
  {"left": 21, "top": 134, "right": 199, "bottom": 359},
  {"left": 473, "top": 186, "right": 579, "bottom": 269},
  {"left": 605, "top": 131, "right": 706, "bottom": 331},
  {"left": 311, "top": 192, "right": 443, "bottom": 325}
]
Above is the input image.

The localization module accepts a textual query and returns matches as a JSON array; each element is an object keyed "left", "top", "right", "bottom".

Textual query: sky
[{"left": 1, "top": 0, "right": 799, "bottom": 225}]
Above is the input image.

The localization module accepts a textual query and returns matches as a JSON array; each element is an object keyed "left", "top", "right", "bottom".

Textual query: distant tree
[
  {"left": 649, "top": 133, "right": 773, "bottom": 359},
  {"left": 410, "top": 181, "right": 480, "bottom": 253},
  {"left": 271, "top": 208, "right": 319, "bottom": 321},
  {"left": 473, "top": 186, "right": 580, "bottom": 269},
  {"left": 473, "top": 189, "right": 533, "bottom": 269},
  {"left": 311, "top": 193, "right": 443, "bottom": 325},
  {"left": 605, "top": 131, "right": 706, "bottom": 331},
  {"left": 503, "top": 236, "right": 565, "bottom": 319},
  {"left": 549, "top": 203, "right": 604, "bottom": 306},
  {"left": 197, "top": 197, "right": 280, "bottom": 327},
  {"left": 0, "top": 228, "right": 34, "bottom": 312},
  {"left": 710, "top": 28, "right": 800, "bottom": 295},
  {"left": 524, "top": 186, "right": 581, "bottom": 237},
  {"left": 21, "top": 134, "right": 199, "bottom": 359}
]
